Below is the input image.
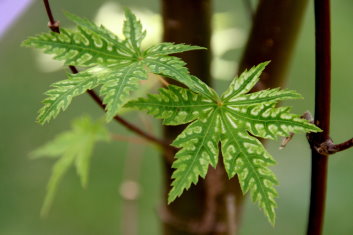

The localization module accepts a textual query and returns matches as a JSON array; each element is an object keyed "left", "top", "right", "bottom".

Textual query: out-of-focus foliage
[{"left": 30, "top": 116, "right": 109, "bottom": 216}]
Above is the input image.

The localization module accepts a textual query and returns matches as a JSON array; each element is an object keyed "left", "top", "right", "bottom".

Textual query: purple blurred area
[{"left": 0, "top": 0, "right": 33, "bottom": 39}]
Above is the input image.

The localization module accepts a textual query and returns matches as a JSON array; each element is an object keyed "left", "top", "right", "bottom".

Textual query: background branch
[
  {"left": 239, "top": 0, "right": 309, "bottom": 90},
  {"left": 160, "top": 1, "right": 223, "bottom": 234},
  {"left": 241, "top": 0, "right": 254, "bottom": 21},
  {"left": 237, "top": 0, "right": 310, "bottom": 231}
]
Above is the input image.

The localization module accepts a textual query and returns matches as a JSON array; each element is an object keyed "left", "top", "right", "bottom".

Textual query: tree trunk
[
  {"left": 239, "top": 0, "right": 309, "bottom": 90},
  {"left": 161, "top": 1, "right": 219, "bottom": 234},
  {"left": 160, "top": 0, "right": 309, "bottom": 234}
]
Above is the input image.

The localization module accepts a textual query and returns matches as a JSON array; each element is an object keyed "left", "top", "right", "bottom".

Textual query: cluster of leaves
[
  {"left": 127, "top": 62, "right": 321, "bottom": 224},
  {"left": 24, "top": 10, "right": 321, "bottom": 224},
  {"left": 22, "top": 9, "right": 208, "bottom": 123},
  {"left": 30, "top": 116, "right": 109, "bottom": 216}
]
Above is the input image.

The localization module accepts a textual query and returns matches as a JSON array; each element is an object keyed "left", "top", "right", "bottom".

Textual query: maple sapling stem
[
  {"left": 43, "top": 0, "right": 59, "bottom": 33},
  {"left": 307, "top": 0, "right": 331, "bottom": 234},
  {"left": 110, "top": 133, "right": 146, "bottom": 145}
]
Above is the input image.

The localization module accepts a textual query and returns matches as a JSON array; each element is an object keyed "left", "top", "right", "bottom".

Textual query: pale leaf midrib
[
  {"left": 224, "top": 94, "right": 300, "bottom": 106},
  {"left": 225, "top": 107, "right": 310, "bottom": 129},
  {"left": 131, "top": 101, "right": 215, "bottom": 109},
  {"left": 33, "top": 39, "right": 133, "bottom": 62},
  {"left": 144, "top": 58, "right": 214, "bottom": 100}
]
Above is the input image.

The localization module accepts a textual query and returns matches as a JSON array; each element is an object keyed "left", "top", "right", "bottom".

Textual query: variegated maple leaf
[
  {"left": 126, "top": 62, "right": 321, "bottom": 224},
  {"left": 22, "top": 9, "right": 210, "bottom": 123}
]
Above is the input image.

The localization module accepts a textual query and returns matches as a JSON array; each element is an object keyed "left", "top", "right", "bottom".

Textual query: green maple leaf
[
  {"left": 126, "top": 62, "right": 321, "bottom": 225},
  {"left": 22, "top": 9, "right": 211, "bottom": 124},
  {"left": 30, "top": 116, "right": 109, "bottom": 216}
]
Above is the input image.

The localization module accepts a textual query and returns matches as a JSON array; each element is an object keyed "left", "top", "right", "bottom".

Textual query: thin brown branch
[
  {"left": 85, "top": 90, "right": 175, "bottom": 155},
  {"left": 111, "top": 133, "right": 146, "bottom": 145},
  {"left": 328, "top": 138, "right": 353, "bottom": 154},
  {"left": 43, "top": 0, "right": 59, "bottom": 33},
  {"left": 307, "top": 0, "right": 331, "bottom": 234},
  {"left": 309, "top": 137, "right": 353, "bottom": 156},
  {"left": 138, "top": 113, "right": 154, "bottom": 134},
  {"left": 41, "top": 0, "right": 176, "bottom": 155}
]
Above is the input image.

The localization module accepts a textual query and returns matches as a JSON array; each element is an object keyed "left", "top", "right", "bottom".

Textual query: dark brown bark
[
  {"left": 237, "top": 0, "right": 309, "bottom": 230},
  {"left": 161, "top": 0, "right": 310, "bottom": 234},
  {"left": 236, "top": 0, "right": 310, "bottom": 232},
  {"left": 161, "top": 1, "right": 243, "bottom": 234},
  {"left": 239, "top": 0, "right": 309, "bottom": 90},
  {"left": 307, "top": 0, "right": 331, "bottom": 234},
  {"left": 161, "top": 1, "right": 219, "bottom": 234}
]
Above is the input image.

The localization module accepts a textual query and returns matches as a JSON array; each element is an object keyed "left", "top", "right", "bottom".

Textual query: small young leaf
[
  {"left": 127, "top": 62, "right": 321, "bottom": 224},
  {"left": 31, "top": 116, "right": 109, "bottom": 216}
]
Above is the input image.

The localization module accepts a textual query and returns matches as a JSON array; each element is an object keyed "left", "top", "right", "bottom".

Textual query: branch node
[
  {"left": 313, "top": 138, "right": 333, "bottom": 155},
  {"left": 48, "top": 21, "right": 60, "bottom": 33},
  {"left": 302, "top": 111, "right": 314, "bottom": 123},
  {"left": 307, "top": 135, "right": 353, "bottom": 156}
]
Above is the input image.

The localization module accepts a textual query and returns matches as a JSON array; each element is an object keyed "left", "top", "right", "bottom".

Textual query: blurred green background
[{"left": 1, "top": 0, "right": 353, "bottom": 234}]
